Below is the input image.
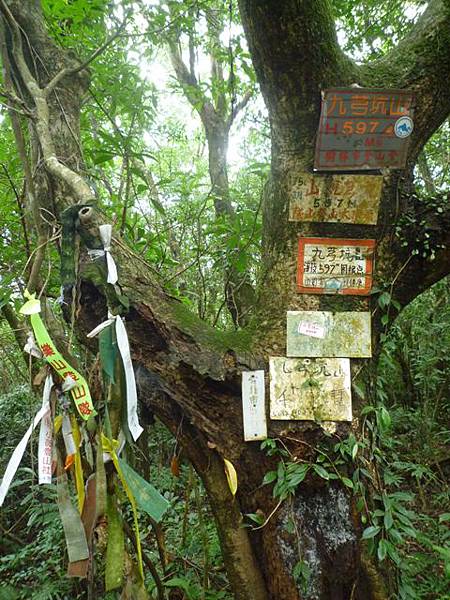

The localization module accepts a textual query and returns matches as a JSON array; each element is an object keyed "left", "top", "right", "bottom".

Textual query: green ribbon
[
  {"left": 57, "top": 471, "right": 89, "bottom": 564},
  {"left": 102, "top": 434, "right": 144, "bottom": 581},
  {"left": 117, "top": 457, "right": 169, "bottom": 523}
]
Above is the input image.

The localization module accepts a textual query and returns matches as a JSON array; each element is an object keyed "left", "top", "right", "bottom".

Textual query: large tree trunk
[
  {"left": 1, "top": 1, "right": 450, "bottom": 599},
  {"left": 233, "top": 1, "right": 450, "bottom": 598}
]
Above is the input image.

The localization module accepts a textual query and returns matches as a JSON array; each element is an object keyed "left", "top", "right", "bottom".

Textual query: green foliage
[{"left": 332, "top": 0, "right": 427, "bottom": 60}]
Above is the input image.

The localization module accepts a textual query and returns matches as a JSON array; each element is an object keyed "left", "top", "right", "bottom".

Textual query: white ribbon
[
  {"left": 87, "top": 224, "right": 118, "bottom": 285},
  {"left": 62, "top": 414, "right": 77, "bottom": 456},
  {"left": 0, "top": 401, "right": 50, "bottom": 506},
  {"left": 38, "top": 375, "right": 53, "bottom": 484},
  {"left": 61, "top": 375, "right": 77, "bottom": 392},
  {"left": 87, "top": 314, "right": 143, "bottom": 442},
  {"left": 23, "top": 332, "right": 42, "bottom": 358}
]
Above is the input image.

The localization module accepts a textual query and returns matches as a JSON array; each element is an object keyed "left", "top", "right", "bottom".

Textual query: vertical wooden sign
[{"left": 242, "top": 371, "right": 267, "bottom": 441}]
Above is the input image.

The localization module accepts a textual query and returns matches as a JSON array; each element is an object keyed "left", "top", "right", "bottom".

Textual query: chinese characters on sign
[
  {"left": 314, "top": 88, "right": 414, "bottom": 171},
  {"left": 269, "top": 357, "right": 352, "bottom": 421},
  {"left": 297, "top": 237, "right": 375, "bottom": 295},
  {"left": 38, "top": 412, "right": 53, "bottom": 483},
  {"left": 241, "top": 371, "right": 267, "bottom": 441},
  {"left": 286, "top": 311, "right": 372, "bottom": 358},
  {"left": 288, "top": 173, "right": 382, "bottom": 224}
]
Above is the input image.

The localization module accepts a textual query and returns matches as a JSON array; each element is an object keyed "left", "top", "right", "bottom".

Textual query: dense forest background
[{"left": 0, "top": 0, "right": 449, "bottom": 599}]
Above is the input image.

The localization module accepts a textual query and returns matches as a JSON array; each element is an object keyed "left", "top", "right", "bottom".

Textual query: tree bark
[{"left": 1, "top": 1, "right": 450, "bottom": 599}]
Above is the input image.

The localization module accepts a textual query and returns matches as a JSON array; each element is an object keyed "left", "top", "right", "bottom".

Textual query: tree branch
[
  {"left": 392, "top": 192, "right": 450, "bottom": 306},
  {"left": 43, "top": 15, "right": 129, "bottom": 98},
  {"left": 227, "top": 89, "right": 252, "bottom": 129},
  {"left": 361, "top": 0, "right": 450, "bottom": 159},
  {"left": 0, "top": 163, "right": 31, "bottom": 258},
  {"left": 0, "top": 0, "right": 95, "bottom": 205},
  {"left": 0, "top": 19, "right": 47, "bottom": 292},
  {"left": 0, "top": 86, "right": 31, "bottom": 115},
  {"left": 0, "top": 303, "right": 28, "bottom": 368},
  {"left": 238, "top": 0, "right": 358, "bottom": 151},
  {"left": 168, "top": 36, "right": 216, "bottom": 127},
  {"left": 417, "top": 152, "right": 437, "bottom": 195},
  {"left": 206, "top": 7, "right": 227, "bottom": 119}
]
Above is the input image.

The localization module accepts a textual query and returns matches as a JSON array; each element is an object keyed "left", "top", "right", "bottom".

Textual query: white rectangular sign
[
  {"left": 287, "top": 311, "right": 372, "bottom": 358},
  {"left": 242, "top": 370, "right": 267, "bottom": 441},
  {"left": 269, "top": 357, "right": 352, "bottom": 422}
]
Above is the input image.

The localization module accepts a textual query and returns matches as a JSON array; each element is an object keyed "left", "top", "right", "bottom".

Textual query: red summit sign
[
  {"left": 297, "top": 237, "right": 375, "bottom": 296},
  {"left": 314, "top": 88, "right": 414, "bottom": 171}
]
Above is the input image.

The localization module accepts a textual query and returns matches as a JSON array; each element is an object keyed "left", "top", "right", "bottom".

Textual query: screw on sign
[{"left": 314, "top": 88, "right": 414, "bottom": 171}]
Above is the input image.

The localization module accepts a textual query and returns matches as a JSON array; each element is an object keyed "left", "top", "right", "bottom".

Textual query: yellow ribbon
[
  {"left": 101, "top": 434, "right": 144, "bottom": 581},
  {"left": 54, "top": 415, "right": 63, "bottom": 434},
  {"left": 71, "top": 416, "right": 85, "bottom": 514}
]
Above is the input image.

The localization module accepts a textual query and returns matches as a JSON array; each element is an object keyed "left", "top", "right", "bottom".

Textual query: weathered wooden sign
[
  {"left": 241, "top": 371, "right": 267, "bottom": 441},
  {"left": 314, "top": 88, "right": 414, "bottom": 171},
  {"left": 269, "top": 357, "right": 352, "bottom": 421},
  {"left": 288, "top": 173, "right": 382, "bottom": 224},
  {"left": 286, "top": 311, "right": 372, "bottom": 358},
  {"left": 297, "top": 237, "right": 375, "bottom": 295}
]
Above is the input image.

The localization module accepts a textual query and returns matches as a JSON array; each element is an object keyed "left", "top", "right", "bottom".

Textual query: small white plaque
[
  {"left": 298, "top": 321, "right": 326, "bottom": 338},
  {"left": 242, "top": 371, "right": 267, "bottom": 441}
]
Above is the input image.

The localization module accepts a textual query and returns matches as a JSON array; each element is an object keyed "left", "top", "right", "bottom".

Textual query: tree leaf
[
  {"left": 313, "top": 464, "right": 330, "bottom": 480},
  {"left": 378, "top": 291, "right": 391, "bottom": 309},
  {"left": 245, "top": 512, "right": 264, "bottom": 525},
  {"left": 262, "top": 470, "right": 277, "bottom": 485},
  {"left": 384, "top": 509, "right": 393, "bottom": 530},
  {"left": 341, "top": 477, "right": 354, "bottom": 489},
  {"left": 362, "top": 525, "right": 381, "bottom": 540},
  {"left": 224, "top": 458, "right": 238, "bottom": 496},
  {"left": 439, "top": 513, "right": 450, "bottom": 523},
  {"left": 377, "top": 538, "right": 388, "bottom": 561},
  {"left": 379, "top": 407, "right": 391, "bottom": 429}
]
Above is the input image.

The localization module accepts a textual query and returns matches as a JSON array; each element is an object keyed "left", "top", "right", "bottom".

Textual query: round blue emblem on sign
[{"left": 394, "top": 116, "right": 414, "bottom": 138}]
